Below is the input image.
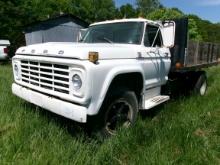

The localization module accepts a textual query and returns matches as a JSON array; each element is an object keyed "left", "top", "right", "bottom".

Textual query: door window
[{"left": 144, "top": 25, "right": 162, "bottom": 47}]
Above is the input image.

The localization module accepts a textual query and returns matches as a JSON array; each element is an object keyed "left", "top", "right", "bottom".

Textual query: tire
[
  {"left": 194, "top": 73, "right": 207, "bottom": 96},
  {"left": 90, "top": 89, "right": 138, "bottom": 137}
]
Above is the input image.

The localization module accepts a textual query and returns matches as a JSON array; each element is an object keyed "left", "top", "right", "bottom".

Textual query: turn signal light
[
  {"left": 89, "top": 52, "right": 99, "bottom": 63},
  {"left": 175, "top": 62, "right": 183, "bottom": 69}
]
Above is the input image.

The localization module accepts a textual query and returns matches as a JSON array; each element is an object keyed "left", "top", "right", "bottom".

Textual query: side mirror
[{"left": 161, "top": 21, "right": 175, "bottom": 48}]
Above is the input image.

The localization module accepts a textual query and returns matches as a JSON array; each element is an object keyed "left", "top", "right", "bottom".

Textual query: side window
[{"left": 144, "top": 25, "right": 162, "bottom": 47}]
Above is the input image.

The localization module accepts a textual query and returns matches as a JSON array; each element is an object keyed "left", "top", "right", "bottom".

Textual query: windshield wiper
[{"left": 99, "top": 37, "right": 113, "bottom": 44}]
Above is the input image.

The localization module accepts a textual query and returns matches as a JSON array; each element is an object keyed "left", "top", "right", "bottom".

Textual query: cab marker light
[{"left": 89, "top": 52, "right": 99, "bottom": 63}]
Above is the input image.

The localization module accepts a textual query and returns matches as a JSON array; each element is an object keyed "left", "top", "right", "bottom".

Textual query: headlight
[
  {"left": 14, "top": 64, "right": 19, "bottom": 77},
  {"left": 72, "top": 74, "right": 82, "bottom": 90},
  {"left": 70, "top": 68, "right": 85, "bottom": 98},
  {"left": 13, "top": 62, "right": 21, "bottom": 80}
]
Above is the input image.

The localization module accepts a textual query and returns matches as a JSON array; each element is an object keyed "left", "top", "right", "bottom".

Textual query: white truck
[
  {"left": 12, "top": 18, "right": 220, "bottom": 136},
  {"left": 0, "top": 40, "right": 10, "bottom": 61}
]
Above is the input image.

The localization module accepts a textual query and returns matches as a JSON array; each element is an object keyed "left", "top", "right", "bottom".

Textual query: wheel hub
[{"left": 105, "top": 100, "right": 133, "bottom": 135}]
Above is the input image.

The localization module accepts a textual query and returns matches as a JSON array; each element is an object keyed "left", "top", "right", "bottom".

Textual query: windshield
[{"left": 81, "top": 22, "right": 144, "bottom": 44}]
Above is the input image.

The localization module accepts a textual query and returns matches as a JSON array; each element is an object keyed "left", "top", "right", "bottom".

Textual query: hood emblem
[{"left": 58, "top": 50, "right": 64, "bottom": 55}]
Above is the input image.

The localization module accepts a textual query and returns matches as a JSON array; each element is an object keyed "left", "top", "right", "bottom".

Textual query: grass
[{"left": 0, "top": 63, "right": 219, "bottom": 164}]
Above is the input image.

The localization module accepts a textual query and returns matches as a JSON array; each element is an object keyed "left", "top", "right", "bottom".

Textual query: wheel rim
[
  {"left": 200, "top": 81, "right": 207, "bottom": 95},
  {"left": 105, "top": 99, "right": 133, "bottom": 135}
]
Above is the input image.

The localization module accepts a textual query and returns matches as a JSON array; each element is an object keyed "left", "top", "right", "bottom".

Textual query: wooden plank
[{"left": 184, "top": 40, "right": 220, "bottom": 68}]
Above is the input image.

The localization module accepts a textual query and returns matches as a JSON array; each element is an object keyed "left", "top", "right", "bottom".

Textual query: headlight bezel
[
  {"left": 69, "top": 68, "right": 85, "bottom": 98},
  {"left": 12, "top": 60, "right": 21, "bottom": 81},
  {"left": 14, "top": 64, "right": 19, "bottom": 76},
  {"left": 72, "top": 74, "right": 82, "bottom": 90}
]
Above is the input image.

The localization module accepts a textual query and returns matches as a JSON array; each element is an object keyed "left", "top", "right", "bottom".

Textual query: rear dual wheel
[{"left": 194, "top": 73, "right": 207, "bottom": 96}]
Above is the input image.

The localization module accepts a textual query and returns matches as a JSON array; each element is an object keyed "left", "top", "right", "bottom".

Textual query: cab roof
[{"left": 90, "top": 18, "right": 161, "bottom": 26}]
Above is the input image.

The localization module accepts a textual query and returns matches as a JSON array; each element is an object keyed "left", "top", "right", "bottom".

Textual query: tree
[
  {"left": 188, "top": 14, "right": 220, "bottom": 43},
  {"left": 73, "top": 0, "right": 116, "bottom": 22},
  {"left": 91, "top": 0, "right": 116, "bottom": 22},
  {"left": 188, "top": 18, "right": 202, "bottom": 41},
  {"left": 0, "top": 0, "right": 28, "bottom": 56},
  {"left": 136, "top": 0, "right": 161, "bottom": 16},
  {"left": 147, "top": 8, "right": 202, "bottom": 41},
  {"left": 117, "top": 4, "right": 137, "bottom": 18},
  {"left": 147, "top": 8, "right": 184, "bottom": 20},
  {"left": 0, "top": 0, "right": 117, "bottom": 56}
]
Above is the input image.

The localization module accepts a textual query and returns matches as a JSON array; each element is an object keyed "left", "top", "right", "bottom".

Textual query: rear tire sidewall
[{"left": 194, "top": 73, "right": 207, "bottom": 96}]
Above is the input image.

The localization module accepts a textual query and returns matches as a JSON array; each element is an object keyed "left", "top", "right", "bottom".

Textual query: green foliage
[
  {"left": 147, "top": 8, "right": 203, "bottom": 41},
  {"left": 0, "top": 0, "right": 116, "bottom": 56},
  {"left": 0, "top": 64, "right": 220, "bottom": 164},
  {"left": 188, "top": 14, "right": 220, "bottom": 43},
  {"left": 74, "top": 0, "right": 116, "bottom": 22},
  {"left": 188, "top": 18, "right": 202, "bottom": 41},
  {"left": 19, "top": 0, "right": 116, "bottom": 23},
  {"left": 136, "top": 0, "right": 161, "bottom": 16},
  {"left": 0, "top": 0, "right": 27, "bottom": 55},
  {"left": 116, "top": 4, "right": 137, "bottom": 18},
  {"left": 147, "top": 8, "right": 184, "bottom": 20}
]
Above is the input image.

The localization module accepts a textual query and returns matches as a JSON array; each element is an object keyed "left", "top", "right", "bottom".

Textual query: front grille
[{"left": 20, "top": 60, "right": 70, "bottom": 94}]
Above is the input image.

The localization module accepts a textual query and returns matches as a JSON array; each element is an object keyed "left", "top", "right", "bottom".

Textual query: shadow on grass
[
  {"left": 139, "top": 104, "right": 165, "bottom": 120},
  {"left": 139, "top": 87, "right": 195, "bottom": 119},
  {"left": 20, "top": 87, "right": 195, "bottom": 142},
  {"left": 20, "top": 101, "right": 91, "bottom": 140},
  {"left": 0, "top": 60, "right": 11, "bottom": 65}
]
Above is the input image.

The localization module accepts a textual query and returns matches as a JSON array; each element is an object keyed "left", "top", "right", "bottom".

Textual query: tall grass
[{"left": 0, "top": 64, "right": 219, "bottom": 164}]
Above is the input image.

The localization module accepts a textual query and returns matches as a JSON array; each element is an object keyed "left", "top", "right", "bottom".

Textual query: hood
[{"left": 16, "top": 42, "right": 141, "bottom": 60}]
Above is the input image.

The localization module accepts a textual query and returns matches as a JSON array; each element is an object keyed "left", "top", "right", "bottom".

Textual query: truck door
[{"left": 141, "top": 24, "right": 171, "bottom": 89}]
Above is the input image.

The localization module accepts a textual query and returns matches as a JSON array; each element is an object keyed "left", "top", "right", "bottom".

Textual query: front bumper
[{"left": 12, "top": 83, "right": 87, "bottom": 123}]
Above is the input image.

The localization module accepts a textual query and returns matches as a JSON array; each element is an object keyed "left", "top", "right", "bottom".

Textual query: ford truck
[{"left": 12, "top": 18, "right": 220, "bottom": 136}]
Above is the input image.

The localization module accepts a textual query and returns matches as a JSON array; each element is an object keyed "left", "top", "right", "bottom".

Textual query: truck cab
[{"left": 12, "top": 18, "right": 207, "bottom": 136}]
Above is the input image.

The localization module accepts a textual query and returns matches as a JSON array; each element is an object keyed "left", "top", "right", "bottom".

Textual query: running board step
[{"left": 144, "top": 95, "right": 170, "bottom": 110}]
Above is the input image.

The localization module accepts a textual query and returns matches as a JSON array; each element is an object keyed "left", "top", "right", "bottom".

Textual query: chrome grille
[{"left": 20, "top": 60, "right": 70, "bottom": 94}]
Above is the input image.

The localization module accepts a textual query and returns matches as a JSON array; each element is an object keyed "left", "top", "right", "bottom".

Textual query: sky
[{"left": 115, "top": 0, "right": 220, "bottom": 23}]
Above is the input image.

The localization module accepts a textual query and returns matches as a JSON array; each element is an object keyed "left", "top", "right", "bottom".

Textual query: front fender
[{"left": 87, "top": 60, "right": 144, "bottom": 115}]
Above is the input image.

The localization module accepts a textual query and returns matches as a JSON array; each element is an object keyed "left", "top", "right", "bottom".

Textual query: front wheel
[{"left": 96, "top": 90, "right": 138, "bottom": 137}]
